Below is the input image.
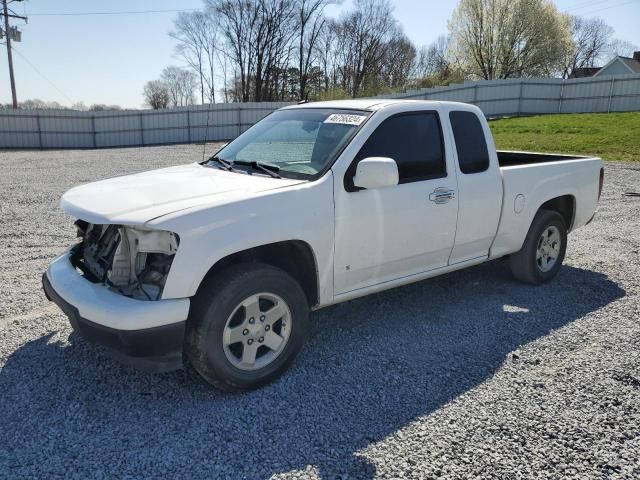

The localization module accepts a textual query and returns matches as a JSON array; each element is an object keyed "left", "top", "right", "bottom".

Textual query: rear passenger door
[
  {"left": 333, "top": 111, "right": 459, "bottom": 294},
  {"left": 447, "top": 110, "right": 503, "bottom": 264}
]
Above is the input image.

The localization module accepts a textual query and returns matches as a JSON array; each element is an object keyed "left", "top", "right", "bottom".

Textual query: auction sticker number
[{"left": 324, "top": 114, "right": 367, "bottom": 126}]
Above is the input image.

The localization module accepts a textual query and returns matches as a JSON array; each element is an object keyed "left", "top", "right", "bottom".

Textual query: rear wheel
[
  {"left": 186, "top": 263, "right": 309, "bottom": 391},
  {"left": 510, "top": 209, "right": 567, "bottom": 284}
]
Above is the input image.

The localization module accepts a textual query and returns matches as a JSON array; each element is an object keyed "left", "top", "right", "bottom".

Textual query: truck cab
[{"left": 330, "top": 101, "right": 504, "bottom": 294}]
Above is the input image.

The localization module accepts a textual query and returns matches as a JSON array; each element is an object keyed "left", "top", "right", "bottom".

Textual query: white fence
[
  {"left": 382, "top": 73, "right": 640, "bottom": 117},
  {"left": 1, "top": 74, "right": 639, "bottom": 149},
  {"left": 0, "top": 102, "right": 290, "bottom": 149}
]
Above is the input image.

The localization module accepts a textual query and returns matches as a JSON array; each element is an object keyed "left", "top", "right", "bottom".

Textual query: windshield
[{"left": 214, "top": 108, "right": 370, "bottom": 179}]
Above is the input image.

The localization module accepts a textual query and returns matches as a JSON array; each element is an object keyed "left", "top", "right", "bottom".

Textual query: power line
[
  {"left": 564, "top": 0, "right": 638, "bottom": 14},
  {"left": 564, "top": 0, "right": 611, "bottom": 12},
  {"left": 10, "top": 46, "right": 75, "bottom": 104},
  {"left": 28, "top": 8, "right": 198, "bottom": 17},
  {"left": 579, "top": 0, "right": 637, "bottom": 15}
]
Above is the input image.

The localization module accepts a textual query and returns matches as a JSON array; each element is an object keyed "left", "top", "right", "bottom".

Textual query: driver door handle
[{"left": 429, "top": 188, "right": 456, "bottom": 204}]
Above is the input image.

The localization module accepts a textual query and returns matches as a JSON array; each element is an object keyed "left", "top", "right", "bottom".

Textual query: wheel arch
[
  {"left": 537, "top": 194, "right": 576, "bottom": 232},
  {"left": 194, "top": 240, "right": 320, "bottom": 308},
  {"left": 490, "top": 189, "right": 578, "bottom": 261}
]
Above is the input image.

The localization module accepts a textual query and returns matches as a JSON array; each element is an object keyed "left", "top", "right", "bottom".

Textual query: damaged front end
[{"left": 71, "top": 220, "right": 179, "bottom": 300}]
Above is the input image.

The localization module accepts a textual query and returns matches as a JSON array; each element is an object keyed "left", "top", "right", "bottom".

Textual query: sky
[{"left": 1, "top": 0, "right": 638, "bottom": 108}]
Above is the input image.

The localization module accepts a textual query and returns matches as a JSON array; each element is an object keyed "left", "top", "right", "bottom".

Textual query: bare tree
[
  {"left": 414, "top": 45, "right": 432, "bottom": 80},
  {"left": 216, "top": 47, "right": 233, "bottom": 102},
  {"left": 214, "top": 0, "right": 407, "bottom": 100},
  {"left": 215, "top": 0, "right": 260, "bottom": 102},
  {"left": 561, "top": 16, "right": 613, "bottom": 78},
  {"left": 379, "top": 32, "right": 416, "bottom": 90},
  {"left": 335, "top": 0, "right": 398, "bottom": 96},
  {"left": 295, "top": 0, "right": 333, "bottom": 101},
  {"left": 143, "top": 80, "right": 170, "bottom": 109},
  {"left": 71, "top": 102, "right": 89, "bottom": 111},
  {"left": 253, "top": 0, "right": 297, "bottom": 101},
  {"left": 168, "top": 0, "right": 638, "bottom": 101},
  {"left": 415, "top": 35, "right": 453, "bottom": 80},
  {"left": 314, "top": 19, "right": 342, "bottom": 94},
  {"left": 449, "top": 0, "right": 572, "bottom": 79},
  {"left": 169, "top": 0, "right": 424, "bottom": 101},
  {"left": 606, "top": 39, "right": 638, "bottom": 58},
  {"left": 161, "top": 66, "right": 198, "bottom": 107},
  {"left": 214, "top": 0, "right": 298, "bottom": 102},
  {"left": 171, "top": 10, "right": 219, "bottom": 104},
  {"left": 15, "top": 99, "right": 66, "bottom": 110}
]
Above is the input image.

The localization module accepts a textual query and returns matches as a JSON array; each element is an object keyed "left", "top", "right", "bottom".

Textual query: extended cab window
[
  {"left": 353, "top": 112, "right": 445, "bottom": 185},
  {"left": 450, "top": 111, "right": 490, "bottom": 174}
]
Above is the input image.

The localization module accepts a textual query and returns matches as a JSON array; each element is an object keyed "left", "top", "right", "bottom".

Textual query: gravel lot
[{"left": 1, "top": 145, "right": 639, "bottom": 479}]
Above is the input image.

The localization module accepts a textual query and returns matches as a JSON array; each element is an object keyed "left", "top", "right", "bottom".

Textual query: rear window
[{"left": 450, "top": 111, "right": 490, "bottom": 174}]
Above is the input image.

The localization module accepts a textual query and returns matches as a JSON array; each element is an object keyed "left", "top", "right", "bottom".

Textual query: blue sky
[{"left": 1, "top": 0, "right": 638, "bottom": 108}]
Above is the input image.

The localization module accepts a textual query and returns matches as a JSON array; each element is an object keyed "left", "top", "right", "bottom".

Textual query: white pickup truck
[{"left": 43, "top": 100, "right": 604, "bottom": 390}]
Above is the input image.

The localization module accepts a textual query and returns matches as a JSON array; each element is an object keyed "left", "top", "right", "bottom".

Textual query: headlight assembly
[{"left": 73, "top": 222, "right": 179, "bottom": 300}]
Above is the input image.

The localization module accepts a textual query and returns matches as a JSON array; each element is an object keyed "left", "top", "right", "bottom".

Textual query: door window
[{"left": 347, "top": 112, "right": 445, "bottom": 190}]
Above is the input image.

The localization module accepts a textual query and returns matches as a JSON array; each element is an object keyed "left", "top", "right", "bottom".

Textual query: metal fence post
[
  {"left": 517, "top": 80, "right": 524, "bottom": 115},
  {"left": 36, "top": 112, "right": 43, "bottom": 149},
  {"left": 558, "top": 81, "right": 565, "bottom": 113},
  {"left": 607, "top": 77, "right": 616, "bottom": 113},
  {"left": 473, "top": 84, "right": 478, "bottom": 104},
  {"left": 237, "top": 106, "right": 242, "bottom": 138},
  {"left": 139, "top": 113, "right": 145, "bottom": 146},
  {"left": 187, "top": 108, "right": 192, "bottom": 143},
  {"left": 91, "top": 114, "right": 97, "bottom": 148}
]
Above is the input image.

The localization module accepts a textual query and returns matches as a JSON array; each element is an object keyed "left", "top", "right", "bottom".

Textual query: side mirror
[{"left": 353, "top": 157, "right": 399, "bottom": 190}]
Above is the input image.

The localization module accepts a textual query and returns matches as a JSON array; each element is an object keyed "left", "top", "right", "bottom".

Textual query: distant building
[
  {"left": 595, "top": 51, "right": 640, "bottom": 77},
  {"left": 569, "top": 67, "right": 602, "bottom": 78},
  {"left": 569, "top": 51, "right": 640, "bottom": 79}
]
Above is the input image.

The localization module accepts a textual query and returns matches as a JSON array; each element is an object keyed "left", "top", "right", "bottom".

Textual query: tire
[
  {"left": 185, "top": 262, "right": 309, "bottom": 391},
  {"left": 509, "top": 209, "right": 568, "bottom": 285}
]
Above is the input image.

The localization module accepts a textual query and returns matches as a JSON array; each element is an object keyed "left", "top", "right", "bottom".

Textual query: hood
[{"left": 61, "top": 163, "right": 305, "bottom": 225}]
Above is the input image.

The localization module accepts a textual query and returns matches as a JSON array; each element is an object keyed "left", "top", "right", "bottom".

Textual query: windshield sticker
[{"left": 324, "top": 113, "right": 367, "bottom": 126}]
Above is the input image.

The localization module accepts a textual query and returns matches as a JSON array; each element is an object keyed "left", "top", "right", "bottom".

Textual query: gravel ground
[{"left": 0, "top": 145, "right": 639, "bottom": 479}]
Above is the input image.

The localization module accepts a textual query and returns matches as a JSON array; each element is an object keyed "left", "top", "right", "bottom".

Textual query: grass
[{"left": 489, "top": 112, "right": 640, "bottom": 162}]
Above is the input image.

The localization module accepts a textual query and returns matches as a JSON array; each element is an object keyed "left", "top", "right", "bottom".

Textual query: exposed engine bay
[{"left": 71, "top": 220, "right": 178, "bottom": 300}]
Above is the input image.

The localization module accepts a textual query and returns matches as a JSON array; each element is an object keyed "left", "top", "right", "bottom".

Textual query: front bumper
[{"left": 43, "top": 252, "right": 190, "bottom": 372}]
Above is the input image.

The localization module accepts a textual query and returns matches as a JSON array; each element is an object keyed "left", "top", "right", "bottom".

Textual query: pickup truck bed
[
  {"left": 490, "top": 152, "right": 602, "bottom": 260},
  {"left": 497, "top": 151, "right": 585, "bottom": 167}
]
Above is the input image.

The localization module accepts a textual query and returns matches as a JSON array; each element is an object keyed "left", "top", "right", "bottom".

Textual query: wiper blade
[
  {"left": 234, "top": 160, "right": 281, "bottom": 179},
  {"left": 207, "top": 155, "right": 237, "bottom": 172}
]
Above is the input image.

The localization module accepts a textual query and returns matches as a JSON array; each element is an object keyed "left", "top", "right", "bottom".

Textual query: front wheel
[
  {"left": 186, "top": 263, "right": 309, "bottom": 391},
  {"left": 510, "top": 209, "right": 568, "bottom": 284}
]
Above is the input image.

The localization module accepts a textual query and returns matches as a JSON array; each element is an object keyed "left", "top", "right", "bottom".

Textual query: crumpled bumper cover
[{"left": 42, "top": 252, "right": 190, "bottom": 372}]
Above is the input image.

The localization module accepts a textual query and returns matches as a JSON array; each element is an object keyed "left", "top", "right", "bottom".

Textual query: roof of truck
[{"left": 281, "top": 99, "right": 467, "bottom": 112}]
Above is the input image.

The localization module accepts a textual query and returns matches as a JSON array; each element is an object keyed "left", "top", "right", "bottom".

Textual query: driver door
[{"left": 333, "top": 111, "right": 459, "bottom": 295}]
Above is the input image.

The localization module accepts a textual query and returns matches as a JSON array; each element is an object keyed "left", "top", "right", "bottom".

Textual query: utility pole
[{"left": 1, "top": 0, "right": 27, "bottom": 109}]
